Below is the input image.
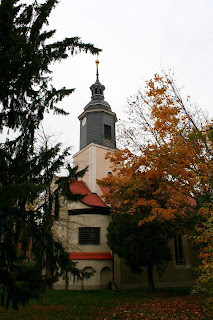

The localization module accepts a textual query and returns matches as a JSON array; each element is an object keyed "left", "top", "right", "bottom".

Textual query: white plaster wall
[
  {"left": 54, "top": 260, "right": 112, "bottom": 290},
  {"left": 68, "top": 214, "right": 111, "bottom": 253},
  {"left": 73, "top": 143, "right": 115, "bottom": 195},
  {"left": 73, "top": 146, "right": 90, "bottom": 188},
  {"left": 95, "top": 145, "right": 114, "bottom": 196},
  {"left": 53, "top": 210, "right": 112, "bottom": 290}
]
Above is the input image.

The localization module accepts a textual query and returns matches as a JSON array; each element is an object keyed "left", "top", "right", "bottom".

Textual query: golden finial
[
  {"left": 95, "top": 53, "right": 99, "bottom": 66},
  {"left": 95, "top": 55, "right": 99, "bottom": 81}
]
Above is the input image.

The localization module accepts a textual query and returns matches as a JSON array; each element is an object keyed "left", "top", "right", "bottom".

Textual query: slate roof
[
  {"left": 69, "top": 252, "right": 112, "bottom": 260},
  {"left": 69, "top": 180, "right": 108, "bottom": 208}
]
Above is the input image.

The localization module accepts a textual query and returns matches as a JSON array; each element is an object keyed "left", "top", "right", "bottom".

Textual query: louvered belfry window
[{"left": 104, "top": 125, "right": 111, "bottom": 140}]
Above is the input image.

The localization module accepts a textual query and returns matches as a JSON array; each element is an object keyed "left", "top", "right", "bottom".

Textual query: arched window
[
  {"left": 100, "top": 267, "right": 111, "bottom": 288},
  {"left": 82, "top": 267, "right": 96, "bottom": 287}
]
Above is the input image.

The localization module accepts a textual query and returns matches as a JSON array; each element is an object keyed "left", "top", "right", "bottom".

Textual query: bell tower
[
  {"left": 78, "top": 59, "right": 117, "bottom": 150},
  {"left": 73, "top": 59, "right": 117, "bottom": 194}
]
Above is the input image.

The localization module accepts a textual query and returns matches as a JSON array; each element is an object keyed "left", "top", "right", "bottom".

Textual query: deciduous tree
[
  {"left": 101, "top": 71, "right": 213, "bottom": 303},
  {"left": 99, "top": 151, "right": 191, "bottom": 292}
]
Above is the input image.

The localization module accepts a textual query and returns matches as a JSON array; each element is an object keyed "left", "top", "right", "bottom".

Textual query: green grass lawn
[{"left": 0, "top": 288, "right": 209, "bottom": 320}]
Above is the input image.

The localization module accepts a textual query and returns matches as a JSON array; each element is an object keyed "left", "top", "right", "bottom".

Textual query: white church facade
[{"left": 54, "top": 60, "right": 199, "bottom": 290}]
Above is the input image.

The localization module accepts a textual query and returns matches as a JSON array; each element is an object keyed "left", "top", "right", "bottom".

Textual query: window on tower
[{"left": 104, "top": 125, "right": 111, "bottom": 140}]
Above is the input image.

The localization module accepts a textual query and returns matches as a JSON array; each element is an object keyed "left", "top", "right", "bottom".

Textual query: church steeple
[
  {"left": 89, "top": 59, "right": 105, "bottom": 100},
  {"left": 89, "top": 62, "right": 106, "bottom": 104},
  {"left": 78, "top": 59, "right": 117, "bottom": 150},
  {"left": 85, "top": 58, "right": 111, "bottom": 112}
]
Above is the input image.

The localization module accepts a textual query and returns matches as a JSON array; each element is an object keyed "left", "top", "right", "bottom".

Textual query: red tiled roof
[
  {"left": 69, "top": 180, "right": 108, "bottom": 208},
  {"left": 99, "top": 184, "right": 110, "bottom": 196},
  {"left": 69, "top": 252, "right": 112, "bottom": 260}
]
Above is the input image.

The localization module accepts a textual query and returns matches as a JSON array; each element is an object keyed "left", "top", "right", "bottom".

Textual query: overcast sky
[{"left": 28, "top": 0, "right": 213, "bottom": 155}]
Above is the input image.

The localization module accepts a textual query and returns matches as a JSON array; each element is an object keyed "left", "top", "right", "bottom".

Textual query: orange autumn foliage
[
  {"left": 117, "top": 71, "right": 213, "bottom": 206},
  {"left": 100, "top": 72, "right": 213, "bottom": 226},
  {"left": 99, "top": 149, "right": 194, "bottom": 225}
]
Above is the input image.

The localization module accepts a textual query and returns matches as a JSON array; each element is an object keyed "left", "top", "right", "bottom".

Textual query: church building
[{"left": 54, "top": 60, "right": 199, "bottom": 290}]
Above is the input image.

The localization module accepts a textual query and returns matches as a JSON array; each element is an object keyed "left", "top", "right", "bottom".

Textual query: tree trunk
[
  {"left": 43, "top": 244, "right": 51, "bottom": 305},
  {"left": 65, "top": 270, "right": 69, "bottom": 290},
  {"left": 43, "top": 283, "right": 50, "bottom": 305},
  {"left": 147, "top": 266, "right": 155, "bottom": 293}
]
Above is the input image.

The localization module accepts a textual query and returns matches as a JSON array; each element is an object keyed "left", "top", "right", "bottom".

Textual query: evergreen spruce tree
[{"left": 0, "top": 0, "right": 100, "bottom": 309}]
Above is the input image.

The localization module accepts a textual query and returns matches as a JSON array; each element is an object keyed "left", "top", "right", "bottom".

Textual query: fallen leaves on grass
[
  {"left": 0, "top": 293, "right": 207, "bottom": 320},
  {"left": 90, "top": 296, "right": 204, "bottom": 320}
]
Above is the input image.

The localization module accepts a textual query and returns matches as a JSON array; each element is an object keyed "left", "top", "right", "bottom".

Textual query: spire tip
[{"left": 95, "top": 55, "right": 99, "bottom": 81}]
